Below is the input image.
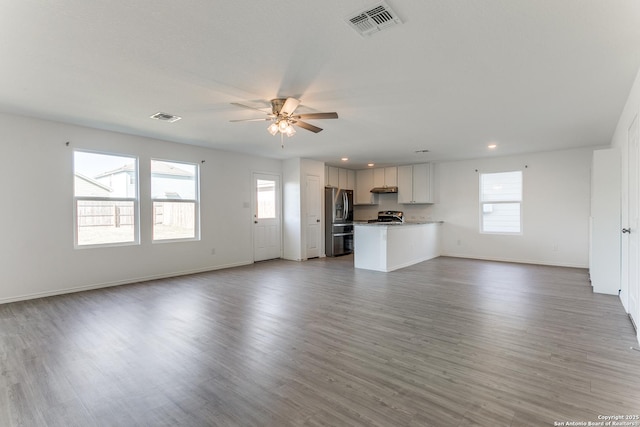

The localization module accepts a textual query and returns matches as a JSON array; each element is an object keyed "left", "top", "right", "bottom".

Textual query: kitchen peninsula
[{"left": 354, "top": 221, "right": 442, "bottom": 272}]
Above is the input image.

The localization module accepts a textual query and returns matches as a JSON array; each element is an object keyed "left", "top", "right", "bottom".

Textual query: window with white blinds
[{"left": 480, "top": 170, "right": 522, "bottom": 234}]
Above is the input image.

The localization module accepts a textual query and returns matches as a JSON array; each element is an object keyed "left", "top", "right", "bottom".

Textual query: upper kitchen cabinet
[
  {"left": 397, "top": 163, "right": 434, "bottom": 204},
  {"left": 373, "top": 167, "right": 397, "bottom": 188},
  {"left": 325, "top": 166, "right": 354, "bottom": 190},
  {"left": 355, "top": 169, "right": 376, "bottom": 205},
  {"left": 346, "top": 169, "right": 355, "bottom": 191}
]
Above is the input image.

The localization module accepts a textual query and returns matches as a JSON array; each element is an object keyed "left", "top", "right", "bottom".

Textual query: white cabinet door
[
  {"left": 355, "top": 169, "right": 375, "bottom": 204},
  {"left": 327, "top": 166, "right": 340, "bottom": 188},
  {"left": 384, "top": 166, "right": 397, "bottom": 187},
  {"left": 373, "top": 168, "right": 385, "bottom": 188},
  {"left": 346, "top": 169, "right": 355, "bottom": 191},
  {"left": 412, "top": 163, "right": 430, "bottom": 203},
  {"left": 398, "top": 163, "right": 433, "bottom": 204},
  {"left": 338, "top": 168, "right": 348, "bottom": 189},
  {"left": 397, "top": 165, "right": 413, "bottom": 204}
]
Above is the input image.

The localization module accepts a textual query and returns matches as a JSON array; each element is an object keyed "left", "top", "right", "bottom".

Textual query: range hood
[{"left": 370, "top": 186, "right": 398, "bottom": 194}]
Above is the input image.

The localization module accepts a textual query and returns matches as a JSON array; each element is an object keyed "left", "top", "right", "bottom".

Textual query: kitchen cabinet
[
  {"left": 326, "top": 166, "right": 354, "bottom": 190},
  {"left": 355, "top": 169, "right": 376, "bottom": 205},
  {"left": 397, "top": 163, "right": 433, "bottom": 204},
  {"left": 327, "top": 166, "right": 339, "bottom": 188},
  {"left": 346, "top": 169, "right": 355, "bottom": 191},
  {"left": 373, "top": 167, "right": 397, "bottom": 188}
]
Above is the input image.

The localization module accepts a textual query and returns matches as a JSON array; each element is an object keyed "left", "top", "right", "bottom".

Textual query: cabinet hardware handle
[{"left": 622, "top": 228, "right": 631, "bottom": 234}]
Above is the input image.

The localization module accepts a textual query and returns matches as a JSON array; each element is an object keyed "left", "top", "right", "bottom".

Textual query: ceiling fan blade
[
  {"left": 229, "top": 118, "right": 271, "bottom": 122},
  {"left": 281, "top": 97, "right": 300, "bottom": 116},
  {"left": 293, "top": 112, "right": 339, "bottom": 120},
  {"left": 230, "top": 102, "right": 270, "bottom": 113},
  {"left": 293, "top": 120, "right": 323, "bottom": 133}
]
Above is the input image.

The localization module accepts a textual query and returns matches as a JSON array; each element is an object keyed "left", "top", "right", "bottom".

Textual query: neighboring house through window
[
  {"left": 74, "top": 150, "right": 139, "bottom": 247},
  {"left": 151, "top": 159, "right": 199, "bottom": 241}
]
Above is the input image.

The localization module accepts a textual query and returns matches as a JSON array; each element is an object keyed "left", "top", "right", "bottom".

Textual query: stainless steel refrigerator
[{"left": 325, "top": 187, "right": 354, "bottom": 256}]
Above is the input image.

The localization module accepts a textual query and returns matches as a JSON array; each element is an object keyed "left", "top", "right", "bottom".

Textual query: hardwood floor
[{"left": 1, "top": 256, "right": 639, "bottom": 426}]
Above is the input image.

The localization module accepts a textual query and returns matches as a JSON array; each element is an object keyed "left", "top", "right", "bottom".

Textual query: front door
[{"left": 253, "top": 173, "right": 281, "bottom": 262}]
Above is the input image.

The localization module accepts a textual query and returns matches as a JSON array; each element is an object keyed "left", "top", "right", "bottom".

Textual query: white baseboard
[
  {"left": 0, "top": 261, "right": 253, "bottom": 305},
  {"left": 441, "top": 253, "right": 588, "bottom": 269}
]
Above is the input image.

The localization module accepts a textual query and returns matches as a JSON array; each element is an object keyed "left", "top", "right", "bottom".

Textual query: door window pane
[{"left": 257, "top": 179, "right": 276, "bottom": 219}]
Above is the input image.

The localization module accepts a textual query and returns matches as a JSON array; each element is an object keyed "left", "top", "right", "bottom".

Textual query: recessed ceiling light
[
  {"left": 341, "top": 157, "right": 349, "bottom": 162},
  {"left": 368, "top": 163, "right": 375, "bottom": 167},
  {"left": 488, "top": 143, "right": 497, "bottom": 149}
]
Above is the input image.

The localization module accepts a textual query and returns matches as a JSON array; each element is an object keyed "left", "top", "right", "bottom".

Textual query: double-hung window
[
  {"left": 480, "top": 170, "right": 522, "bottom": 234},
  {"left": 74, "top": 150, "right": 139, "bottom": 247},
  {"left": 151, "top": 159, "right": 199, "bottom": 241}
]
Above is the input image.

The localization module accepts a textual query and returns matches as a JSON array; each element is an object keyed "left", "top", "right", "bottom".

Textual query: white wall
[
  {"left": 282, "top": 158, "right": 302, "bottom": 261},
  {"left": 429, "top": 148, "right": 594, "bottom": 267},
  {"left": 282, "top": 158, "right": 324, "bottom": 261},
  {"left": 0, "top": 113, "right": 281, "bottom": 303}
]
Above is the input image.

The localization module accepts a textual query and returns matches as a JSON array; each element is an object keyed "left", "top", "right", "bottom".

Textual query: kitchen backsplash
[{"left": 353, "top": 193, "right": 435, "bottom": 222}]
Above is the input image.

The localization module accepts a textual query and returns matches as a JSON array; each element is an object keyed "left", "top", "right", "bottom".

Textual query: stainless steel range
[{"left": 368, "top": 210, "right": 404, "bottom": 223}]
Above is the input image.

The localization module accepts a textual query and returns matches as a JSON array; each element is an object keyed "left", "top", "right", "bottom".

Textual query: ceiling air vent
[
  {"left": 345, "top": 1, "right": 402, "bottom": 37},
  {"left": 150, "top": 112, "right": 182, "bottom": 123}
]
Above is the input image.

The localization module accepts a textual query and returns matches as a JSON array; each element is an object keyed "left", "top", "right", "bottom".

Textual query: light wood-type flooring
[{"left": 1, "top": 256, "right": 639, "bottom": 426}]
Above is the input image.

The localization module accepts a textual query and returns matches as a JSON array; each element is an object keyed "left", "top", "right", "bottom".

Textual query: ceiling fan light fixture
[
  {"left": 267, "top": 122, "right": 278, "bottom": 135},
  {"left": 234, "top": 97, "right": 337, "bottom": 141},
  {"left": 278, "top": 119, "right": 290, "bottom": 133},
  {"left": 285, "top": 125, "right": 296, "bottom": 137}
]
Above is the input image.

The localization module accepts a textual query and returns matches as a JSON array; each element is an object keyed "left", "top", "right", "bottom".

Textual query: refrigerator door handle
[{"left": 343, "top": 192, "right": 349, "bottom": 222}]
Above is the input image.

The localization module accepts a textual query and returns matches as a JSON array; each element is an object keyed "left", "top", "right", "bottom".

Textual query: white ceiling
[{"left": 1, "top": 0, "right": 640, "bottom": 168}]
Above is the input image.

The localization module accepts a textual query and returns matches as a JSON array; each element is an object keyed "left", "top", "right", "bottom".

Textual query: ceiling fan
[{"left": 230, "top": 98, "right": 338, "bottom": 145}]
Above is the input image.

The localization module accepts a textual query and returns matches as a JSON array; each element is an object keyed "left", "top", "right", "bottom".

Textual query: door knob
[
  {"left": 317, "top": 219, "right": 320, "bottom": 223},
  {"left": 622, "top": 228, "right": 631, "bottom": 234},
  {"left": 254, "top": 220, "right": 258, "bottom": 224}
]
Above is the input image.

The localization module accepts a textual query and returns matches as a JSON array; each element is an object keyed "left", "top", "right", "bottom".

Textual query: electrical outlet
[{"left": 211, "top": 248, "right": 216, "bottom": 255}]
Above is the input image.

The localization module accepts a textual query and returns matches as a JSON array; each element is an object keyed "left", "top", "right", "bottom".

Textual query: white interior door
[
  {"left": 305, "top": 174, "right": 322, "bottom": 259},
  {"left": 253, "top": 173, "right": 281, "bottom": 262},
  {"left": 627, "top": 115, "right": 640, "bottom": 334}
]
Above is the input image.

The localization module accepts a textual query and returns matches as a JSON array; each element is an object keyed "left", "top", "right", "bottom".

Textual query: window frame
[
  {"left": 150, "top": 158, "right": 201, "bottom": 243},
  {"left": 479, "top": 170, "right": 523, "bottom": 235},
  {"left": 73, "top": 149, "right": 140, "bottom": 249}
]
